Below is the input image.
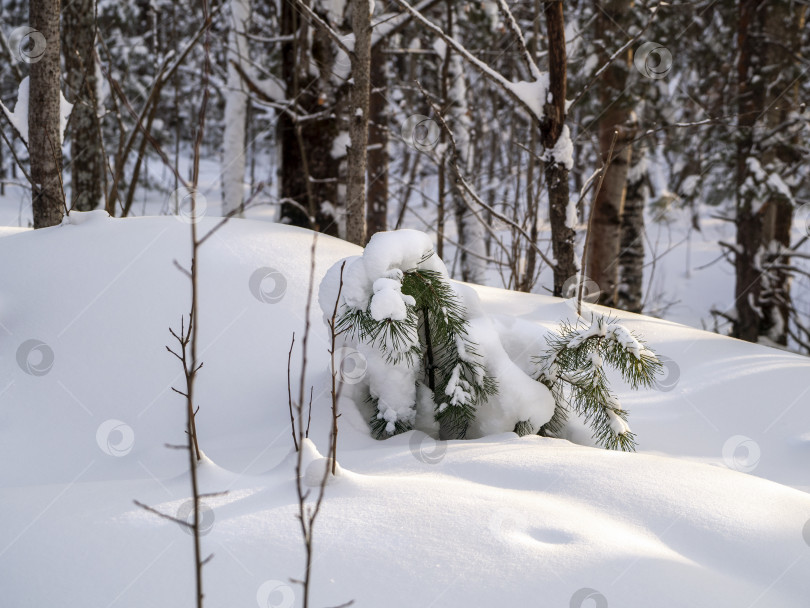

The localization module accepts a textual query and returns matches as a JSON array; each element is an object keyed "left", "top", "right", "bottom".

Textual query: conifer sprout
[
  {"left": 319, "top": 229, "right": 552, "bottom": 440},
  {"left": 534, "top": 315, "right": 664, "bottom": 452}
]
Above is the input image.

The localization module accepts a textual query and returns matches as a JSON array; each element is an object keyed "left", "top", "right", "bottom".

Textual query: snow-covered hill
[{"left": 1, "top": 214, "right": 808, "bottom": 607}]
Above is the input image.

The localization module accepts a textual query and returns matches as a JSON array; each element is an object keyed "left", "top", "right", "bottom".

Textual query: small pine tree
[
  {"left": 531, "top": 315, "right": 663, "bottom": 451},
  {"left": 337, "top": 255, "right": 497, "bottom": 439}
]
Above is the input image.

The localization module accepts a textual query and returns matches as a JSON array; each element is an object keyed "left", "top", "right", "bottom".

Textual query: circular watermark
[
  {"left": 249, "top": 267, "right": 288, "bottom": 304},
  {"left": 16, "top": 339, "right": 55, "bottom": 376},
  {"left": 170, "top": 187, "right": 207, "bottom": 224},
  {"left": 401, "top": 114, "right": 440, "bottom": 153},
  {"left": 256, "top": 580, "right": 295, "bottom": 608},
  {"left": 722, "top": 435, "right": 761, "bottom": 473},
  {"left": 562, "top": 274, "right": 601, "bottom": 313},
  {"left": 8, "top": 26, "right": 47, "bottom": 64},
  {"left": 334, "top": 35, "right": 354, "bottom": 72},
  {"left": 633, "top": 41, "right": 673, "bottom": 80},
  {"left": 176, "top": 499, "right": 215, "bottom": 536},
  {"left": 488, "top": 507, "right": 528, "bottom": 539},
  {"left": 802, "top": 518, "right": 810, "bottom": 547},
  {"left": 96, "top": 419, "right": 135, "bottom": 457},
  {"left": 409, "top": 430, "right": 447, "bottom": 465},
  {"left": 652, "top": 355, "right": 680, "bottom": 392},
  {"left": 570, "top": 587, "right": 608, "bottom": 608},
  {"left": 331, "top": 347, "right": 368, "bottom": 384},
  {"left": 797, "top": 203, "right": 810, "bottom": 237}
]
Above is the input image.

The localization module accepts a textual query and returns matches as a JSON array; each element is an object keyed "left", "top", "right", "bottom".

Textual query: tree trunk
[
  {"left": 449, "top": 52, "right": 485, "bottom": 284},
  {"left": 62, "top": 0, "right": 101, "bottom": 212},
  {"left": 30, "top": 0, "right": 65, "bottom": 227},
  {"left": 617, "top": 140, "right": 647, "bottom": 313},
  {"left": 541, "top": 1, "right": 575, "bottom": 297},
  {"left": 585, "top": 0, "right": 635, "bottom": 307},
  {"left": 222, "top": 0, "right": 251, "bottom": 217},
  {"left": 278, "top": 0, "right": 339, "bottom": 235},
  {"left": 366, "top": 42, "right": 388, "bottom": 238},
  {"left": 345, "top": 0, "right": 371, "bottom": 245},
  {"left": 734, "top": 0, "right": 799, "bottom": 344}
]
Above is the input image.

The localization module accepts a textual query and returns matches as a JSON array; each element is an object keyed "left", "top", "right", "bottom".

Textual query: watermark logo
[
  {"left": 256, "top": 580, "right": 295, "bottom": 608},
  {"left": 331, "top": 347, "right": 368, "bottom": 384},
  {"left": 562, "top": 274, "right": 601, "bottom": 314},
  {"left": 570, "top": 587, "right": 608, "bottom": 608},
  {"left": 16, "top": 339, "right": 54, "bottom": 376},
  {"left": 334, "top": 35, "right": 354, "bottom": 72},
  {"left": 409, "top": 430, "right": 447, "bottom": 465},
  {"left": 249, "top": 267, "right": 288, "bottom": 304},
  {"left": 633, "top": 41, "right": 672, "bottom": 79},
  {"left": 9, "top": 26, "right": 46, "bottom": 64},
  {"left": 96, "top": 419, "right": 135, "bottom": 457},
  {"left": 176, "top": 499, "right": 215, "bottom": 536},
  {"left": 652, "top": 355, "right": 680, "bottom": 392},
  {"left": 170, "top": 187, "right": 207, "bottom": 224},
  {"left": 488, "top": 507, "right": 528, "bottom": 539},
  {"left": 401, "top": 114, "right": 440, "bottom": 153},
  {"left": 722, "top": 435, "right": 760, "bottom": 473},
  {"left": 798, "top": 203, "right": 810, "bottom": 237}
]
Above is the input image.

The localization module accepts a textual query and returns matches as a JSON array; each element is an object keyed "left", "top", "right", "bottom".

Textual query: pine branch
[
  {"left": 535, "top": 315, "right": 662, "bottom": 451},
  {"left": 338, "top": 262, "right": 497, "bottom": 439}
]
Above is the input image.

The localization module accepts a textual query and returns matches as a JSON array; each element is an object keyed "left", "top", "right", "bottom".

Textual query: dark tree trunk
[
  {"left": 366, "top": 43, "right": 388, "bottom": 239},
  {"left": 278, "top": 0, "right": 339, "bottom": 235},
  {"left": 617, "top": 142, "right": 647, "bottom": 313},
  {"left": 346, "top": 0, "right": 372, "bottom": 246},
  {"left": 63, "top": 0, "right": 102, "bottom": 212},
  {"left": 734, "top": 0, "right": 799, "bottom": 344},
  {"left": 30, "top": 0, "right": 65, "bottom": 227},
  {"left": 541, "top": 1, "right": 575, "bottom": 297}
]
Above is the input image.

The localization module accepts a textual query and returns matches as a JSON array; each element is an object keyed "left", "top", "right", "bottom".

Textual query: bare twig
[
  {"left": 287, "top": 333, "right": 299, "bottom": 452},
  {"left": 328, "top": 262, "right": 348, "bottom": 474}
]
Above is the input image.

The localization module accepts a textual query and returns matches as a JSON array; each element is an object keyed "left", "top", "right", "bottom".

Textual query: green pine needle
[
  {"left": 535, "top": 315, "right": 663, "bottom": 452},
  {"left": 339, "top": 260, "right": 497, "bottom": 440}
]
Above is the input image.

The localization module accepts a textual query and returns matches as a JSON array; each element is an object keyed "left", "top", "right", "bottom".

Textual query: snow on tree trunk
[
  {"left": 617, "top": 141, "right": 647, "bottom": 314},
  {"left": 541, "top": 1, "right": 576, "bottom": 297},
  {"left": 346, "top": 0, "right": 372, "bottom": 245},
  {"left": 29, "top": 0, "right": 65, "bottom": 228},
  {"left": 222, "top": 0, "right": 251, "bottom": 217},
  {"left": 62, "top": 0, "right": 102, "bottom": 212},
  {"left": 585, "top": 0, "right": 635, "bottom": 308},
  {"left": 449, "top": 52, "right": 486, "bottom": 284},
  {"left": 734, "top": 1, "right": 800, "bottom": 344}
]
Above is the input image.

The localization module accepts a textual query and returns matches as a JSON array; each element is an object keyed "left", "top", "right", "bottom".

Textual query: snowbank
[{"left": 1, "top": 217, "right": 808, "bottom": 607}]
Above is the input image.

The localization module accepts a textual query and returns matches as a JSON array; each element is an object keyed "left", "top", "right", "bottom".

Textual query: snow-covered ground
[{"left": 1, "top": 214, "right": 808, "bottom": 607}]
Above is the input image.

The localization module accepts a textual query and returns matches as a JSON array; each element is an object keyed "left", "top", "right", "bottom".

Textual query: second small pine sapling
[{"left": 533, "top": 315, "right": 663, "bottom": 451}]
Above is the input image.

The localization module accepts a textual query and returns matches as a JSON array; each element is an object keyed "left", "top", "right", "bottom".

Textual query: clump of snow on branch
[
  {"left": 505, "top": 74, "right": 549, "bottom": 120},
  {"left": 0, "top": 76, "right": 30, "bottom": 144},
  {"left": 0, "top": 76, "right": 73, "bottom": 146},
  {"left": 548, "top": 124, "right": 574, "bottom": 171}
]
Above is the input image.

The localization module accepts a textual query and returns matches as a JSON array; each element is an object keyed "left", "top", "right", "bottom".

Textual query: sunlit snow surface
[{"left": 0, "top": 216, "right": 808, "bottom": 607}]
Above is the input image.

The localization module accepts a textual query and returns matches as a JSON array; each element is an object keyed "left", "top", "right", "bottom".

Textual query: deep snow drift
[{"left": 1, "top": 215, "right": 808, "bottom": 608}]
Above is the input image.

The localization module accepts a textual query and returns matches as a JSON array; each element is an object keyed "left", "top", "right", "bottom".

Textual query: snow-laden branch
[
  {"left": 569, "top": 3, "right": 662, "bottom": 109},
  {"left": 289, "top": 0, "right": 355, "bottom": 59},
  {"left": 391, "top": 0, "right": 546, "bottom": 121},
  {"left": 494, "top": 0, "right": 542, "bottom": 80},
  {"left": 415, "top": 81, "right": 557, "bottom": 270}
]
